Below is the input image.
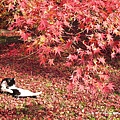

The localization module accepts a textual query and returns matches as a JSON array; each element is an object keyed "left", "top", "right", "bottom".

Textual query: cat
[{"left": 0, "top": 78, "right": 42, "bottom": 98}]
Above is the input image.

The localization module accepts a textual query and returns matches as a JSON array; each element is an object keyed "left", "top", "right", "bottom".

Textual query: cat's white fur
[
  {"left": 0, "top": 78, "right": 42, "bottom": 98},
  {"left": 9, "top": 85, "right": 42, "bottom": 97},
  {"left": 1, "top": 80, "right": 13, "bottom": 93}
]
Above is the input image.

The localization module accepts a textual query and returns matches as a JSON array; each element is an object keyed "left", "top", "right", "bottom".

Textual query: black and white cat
[{"left": 0, "top": 78, "right": 42, "bottom": 98}]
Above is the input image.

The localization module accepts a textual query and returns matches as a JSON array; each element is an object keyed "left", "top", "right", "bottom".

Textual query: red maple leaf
[
  {"left": 107, "top": 83, "right": 114, "bottom": 91},
  {"left": 102, "top": 86, "right": 110, "bottom": 93},
  {"left": 20, "top": 30, "right": 30, "bottom": 41},
  {"left": 97, "top": 57, "right": 106, "bottom": 65},
  {"left": 96, "top": 33, "right": 105, "bottom": 40},
  {"left": 38, "top": 19, "right": 47, "bottom": 31},
  {"left": 111, "top": 52, "right": 116, "bottom": 58},
  {"left": 65, "top": 40, "right": 72, "bottom": 48},
  {"left": 26, "top": 46, "right": 33, "bottom": 54},
  {"left": 64, "top": 62, "right": 72, "bottom": 67},
  {"left": 39, "top": 56, "right": 46, "bottom": 65},
  {"left": 38, "top": 53, "right": 46, "bottom": 65},
  {"left": 54, "top": 46, "right": 63, "bottom": 56},
  {"left": 74, "top": 68, "right": 82, "bottom": 79},
  {"left": 107, "top": 33, "right": 113, "bottom": 41},
  {"left": 8, "top": 3, "right": 14, "bottom": 11},
  {"left": 66, "top": 82, "right": 74, "bottom": 92},
  {"left": 93, "top": 47, "right": 101, "bottom": 54},
  {"left": 79, "top": 84, "right": 84, "bottom": 91},
  {"left": 26, "top": 19, "right": 35, "bottom": 25},
  {"left": 115, "top": 47, "right": 120, "bottom": 54},
  {"left": 8, "top": 48, "right": 18, "bottom": 56},
  {"left": 102, "top": 83, "right": 114, "bottom": 93},
  {"left": 67, "top": 54, "right": 78, "bottom": 61},
  {"left": 108, "top": 39, "right": 114, "bottom": 46},
  {"left": 18, "top": 0, "right": 27, "bottom": 8},
  {"left": 99, "top": 74, "right": 109, "bottom": 81},
  {"left": 48, "top": 59, "right": 54, "bottom": 66}
]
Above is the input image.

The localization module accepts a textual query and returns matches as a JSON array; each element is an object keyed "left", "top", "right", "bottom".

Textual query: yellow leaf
[
  {"left": 38, "top": 35, "right": 46, "bottom": 45},
  {"left": 60, "top": 37, "right": 65, "bottom": 43}
]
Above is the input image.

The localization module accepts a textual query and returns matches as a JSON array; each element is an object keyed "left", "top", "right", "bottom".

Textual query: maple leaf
[
  {"left": 38, "top": 19, "right": 47, "bottom": 31},
  {"left": 67, "top": 54, "right": 78, "bottom": 61},
  {"left": 19, "top": 30, "right": 30, "bottom": 41},
  {"left": 26, "top": 19, "right": 35, "bottom": 25},
  {"left": 64, "top": 61, "right": 72, "bottom": 67},
  {"left": 102, "top": 82, "right": 114, "bottom": 93},
  {"left": 111, "top": 52, "right": 116, "bottom": 58},
  {"left": 65, "top": 40, "right": 72, "bottom": 48},
  {"left": 48, "top": 59, "right": 54, "bottom": 66},
  {"left": 66, "top": 83, "right": 74, "bottom": 92},
  {"left": 93, "top": 47, "right": 101, "bottom": 54},
  {"left": 26, "top": 46, "right": 33, "bottom": 54},
  {"left": 37, "top": 52, "right": 45, "bottom": 65},
  {"left": 79, "top": 84, "right": 84, "bottom": 91},
  {"left": 95, "top": 24, "right": 101, "bottom": 30},
  {"left": 107, "top": 33, "right": 113, "bottom": 41},
  {"left": 8, "top": 3, "right": 14, "bottom": 11},
  {"left": 96, "top": 82, "right": 103, "bottom": 91},
  {"left": 107, "top": 83, "right": 114, "bottom": 91},
  {"left": 8, "top": 49, "right": 18, "bottom": 56},
  {"left": 108, "top": 39, "right": 114, "bottom": 46},
  {"left": 97, "top": 57, "right": 106, "bottom": 65},
  {"left": 18, "top": 0, "right": 27, "bottom": 8},
  {"left": 38, "top": 35, "right": 46, "bottom": 45},
  {"left": 42, "top": 46, "right": 52, "bottom": 55},
  {"left": 102, "top": 86, "right": 110, "bottom": 93},
  {"left": 8, "top": 25, "right": 14, "bottom": 31},
  {"left": 115, "top": 47, "right": 120, "bottom": 54},
  {"left": 74, "top": 68, "right": 82, "bottom": 79},
  {"left": 113, "top": 29, "right": 119, "bottom": 35},
  {"left": 39, "top": 56, "right": 46, "bottom": 65},
  {"left": 96, "top": 33, "right": 105, "bottom": 41},
  {"left": 54, "top": 46, "right": 63, "bottom": 56},
  {"left": 15, "top": 16, "right": 25, "bottom": 26},
  {"left": 98, "top": 41, "right": 106, "bottom": 49},
  {"left": 99, "top": 74, "right": 109, "bottom": 81}
]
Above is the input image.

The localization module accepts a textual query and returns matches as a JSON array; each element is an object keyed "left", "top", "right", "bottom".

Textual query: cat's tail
[
  {"left": 33, "top": 91, "right": 42, "bottom": 96},
  {"left": 14, "top": 90, "right": 42, "bottom": 98}
]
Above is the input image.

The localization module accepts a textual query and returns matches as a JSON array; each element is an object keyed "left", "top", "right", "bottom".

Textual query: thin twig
[{"left": 17, "top": 51, "right": 38, "bottom": 60}]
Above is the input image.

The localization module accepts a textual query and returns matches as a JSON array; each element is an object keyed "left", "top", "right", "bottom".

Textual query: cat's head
[{"left": 1, "top": 78, "right": 15, "bottom": 87}]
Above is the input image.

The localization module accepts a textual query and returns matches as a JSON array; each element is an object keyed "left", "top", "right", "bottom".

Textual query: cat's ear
[
  {"left": 1, "top": 78, "right": 7, "bottom": 83},
  {"left": 12, "top": 78, "right": 15, "bottom": 81}
]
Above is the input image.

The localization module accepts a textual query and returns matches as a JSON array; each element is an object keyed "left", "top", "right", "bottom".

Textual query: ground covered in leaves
[{"left": 0, "top": 43, "right": 120, "bottom": 120}]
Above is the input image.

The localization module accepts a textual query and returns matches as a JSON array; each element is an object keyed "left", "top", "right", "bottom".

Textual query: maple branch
[{"left": 17, "top": 51, "right": 38, "bottom": 60}]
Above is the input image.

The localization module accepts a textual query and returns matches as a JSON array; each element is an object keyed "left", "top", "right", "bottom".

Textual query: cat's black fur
[
  {"left": 0, "top": 78, "right": 42, "bottom": 98},
  {"left": 1, "top": 78, "right": 15, "bottom": 87},
  {"left": 11, "top": 89, "right": 21, "bottom": 95},
  {"left": 0, "top": 78, "right": 15, "bottom": 93}
]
